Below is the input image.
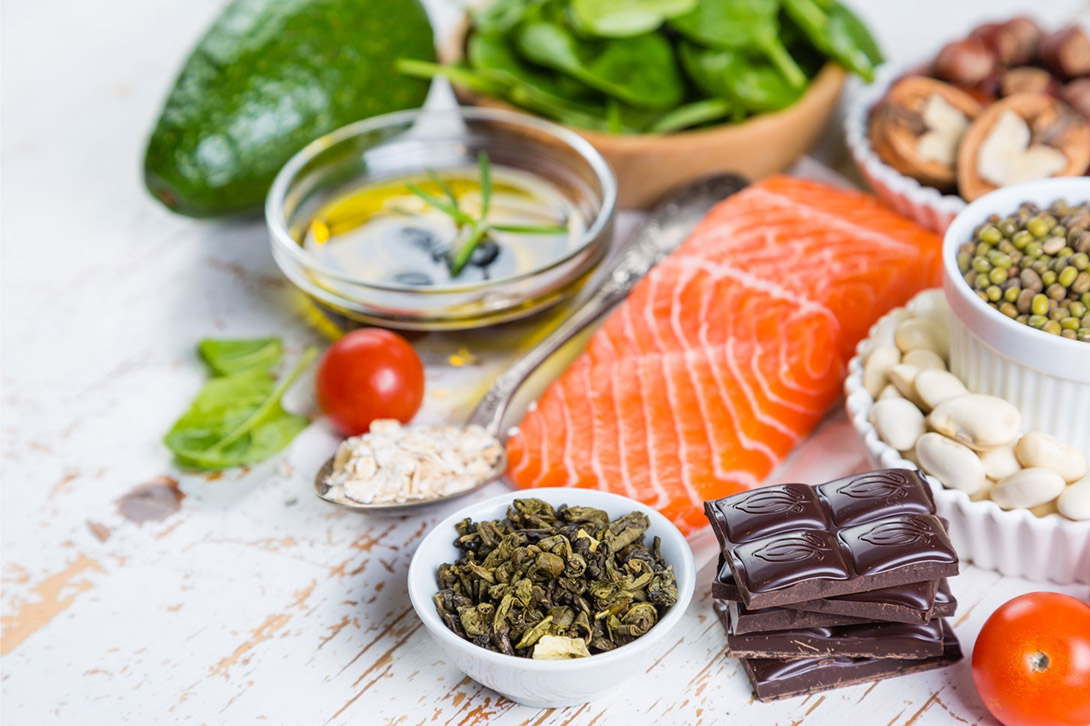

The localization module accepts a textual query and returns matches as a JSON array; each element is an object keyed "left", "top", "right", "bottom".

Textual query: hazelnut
[
  {"left": 971, "top": 17, "right": 1043, "bottom": 66},
  {"left": 1040, "top": 26, "right": 1090, "bottom": 78},
  {"left": 957, "top": 93, "right": 1090, "bottom": 201},
  {"left": 1000, "top": 67, "right": 1058, "bottom": 97},
  {"left": 1062, "top": 78, "right": 1090, "bottom": 118},
  {"left": 935, "top": 37, "right": 998, "bottom": 87},
  {"left": 870, "top": 77, "right": 983, "bottom": 189}
]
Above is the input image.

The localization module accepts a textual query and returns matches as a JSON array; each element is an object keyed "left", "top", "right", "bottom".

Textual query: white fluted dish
[
  {"left": 406, "top": 488, "right": 695, "bottom": 707},
  {"left": 845, "top": 291, "right": 1090, "bottom": 585}
]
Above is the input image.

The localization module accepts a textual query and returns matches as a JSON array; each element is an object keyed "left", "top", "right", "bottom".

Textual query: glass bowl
[{"left": 266, "top": 107, "right": 617, "bottom": 331}]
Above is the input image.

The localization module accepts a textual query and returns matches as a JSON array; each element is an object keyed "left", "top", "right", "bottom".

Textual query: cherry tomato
[
  {"left": 316, "top": 329, "right": 424, "bottom": 436},
  {"left": 972, "top": 592, "right": 1090, "bottom": 726}
]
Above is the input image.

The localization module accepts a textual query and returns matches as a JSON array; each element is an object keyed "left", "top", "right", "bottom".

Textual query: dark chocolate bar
[
  {"left": 714, "top": 601, "right": 945, "bottom": 659},
  {"left": 705, "top": 470, "right": 959, "bottom": 608},
  {"left": 741, "top": 620, "right": 963, "bottom": 702},
  {"left": 725, "top": 599, "right": 874, "bottom": 635},
  {"left": 714, "top": 558, "right": 957, "bottom": 625}
]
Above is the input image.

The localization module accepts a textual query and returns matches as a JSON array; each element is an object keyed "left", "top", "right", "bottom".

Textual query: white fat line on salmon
[
  {"left": 554, "top": 384, "right": 579, "bottom": 489},
  {"left": 620, "top": 303, "right": 672, "bottom": 511},
  {"left": 694, "top": 284, "right": 781, "bottom": 473},
  {"left": 668, "top": 263, "right": 740, "bottom": 485},
  {"left": 596, "top": 325, "right": 640, "bottom": 502},
  {"left": 577, "top": 361, "right": 610, "bottom": 493},
  {"left": 752, "top": 186, "right": 924, "bottom": 254},
  {"left": 643, "top": 269, "right": 705, "bottom": 513}
]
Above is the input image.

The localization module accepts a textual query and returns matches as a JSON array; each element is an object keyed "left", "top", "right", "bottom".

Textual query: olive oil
[{"left": 301, "top": 164, "right": 585, "bottom": 287}]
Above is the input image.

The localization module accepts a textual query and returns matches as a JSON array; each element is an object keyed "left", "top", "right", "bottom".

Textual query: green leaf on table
[
  {"left": 515, "top": 22, "right": 683, "bottom": 110},
  {"left": 570, "top": 0, "right": 697, "bottom": 37},
  {"left": 670, "top": 0, "right": 807, "bottom": 89},
  {"left": 164, "top": 347, "right": 317, "bottom": 470},
  {"left": 198, "top": 337, "right": 281, "bottom": 376}
]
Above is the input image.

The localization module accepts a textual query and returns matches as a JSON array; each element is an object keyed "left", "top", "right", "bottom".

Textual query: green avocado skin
[{"left": 144, "top": 0, "right": 435, "bottom": 218}]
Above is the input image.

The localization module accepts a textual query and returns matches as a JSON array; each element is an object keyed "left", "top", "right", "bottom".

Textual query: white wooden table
[{"left": 2, "top": 1, "right": 1087, "bottom": 723}]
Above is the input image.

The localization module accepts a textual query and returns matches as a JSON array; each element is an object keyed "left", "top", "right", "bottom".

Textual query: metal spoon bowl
[
  {"left": 313, "top": 449, "right": 508, "bottom": 516},
  {"left": 312, "top": 174, "right": 748, "bottom": 514}
]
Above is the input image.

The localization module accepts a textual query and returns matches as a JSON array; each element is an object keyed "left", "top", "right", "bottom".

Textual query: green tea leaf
[
  {"left": 198, "top": 337, "right": 281, "bottom": 376},
  {"left": 570, "top": 0, "right": 696, "bottom": 37},
  {"left": 165, "top": 347, "right": 316, "bottom": 470}
]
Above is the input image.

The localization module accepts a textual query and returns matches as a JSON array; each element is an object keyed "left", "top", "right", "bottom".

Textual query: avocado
[{"left": 144, "top": 0, "right": 435, "bottom": 218}]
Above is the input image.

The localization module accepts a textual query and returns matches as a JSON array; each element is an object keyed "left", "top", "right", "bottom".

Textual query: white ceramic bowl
[
  {"left": 845, "top": 291, "right": 1090, "bottom": 585},
  {"left": 406, "top": 487, "right": 696, "bottom": 708},
  {"left": 844, "top": 64, "right": 967, "bottom": 234},
  {"left": 943, "top": 177, "right": 1090, "bottom": 453}
]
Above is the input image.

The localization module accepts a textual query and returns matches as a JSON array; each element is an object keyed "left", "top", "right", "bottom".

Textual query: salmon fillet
[{"left": 506, "top": 176, "right": 944, "bottom": 534}]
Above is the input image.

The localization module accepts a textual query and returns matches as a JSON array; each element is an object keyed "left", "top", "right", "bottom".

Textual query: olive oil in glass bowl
[{"left": 267, "top": 108, "right": 616, "bottom": 331}]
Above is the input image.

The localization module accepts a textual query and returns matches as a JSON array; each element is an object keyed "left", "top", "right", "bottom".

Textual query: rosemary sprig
[{"left": 406, "top": 152, "right": 568, "bottom": 276}]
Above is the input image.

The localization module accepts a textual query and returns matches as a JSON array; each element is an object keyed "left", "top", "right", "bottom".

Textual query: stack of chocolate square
[{"left": 703, "top": 469, "right": 964, "bottom": 702}]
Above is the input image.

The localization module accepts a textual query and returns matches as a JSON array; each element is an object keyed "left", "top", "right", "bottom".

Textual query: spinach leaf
[
  {"left": 165, "top": 346, "right": 316, "bottom": 470},
  {"left": 473, "top": 0, "right": 547, "bottom": 34},
  {"left": 198, "top": 337, "right": 281, "bottom": 376},
  {"left": 397, "top": 58, "right": 510, "bottom": 96},
  {"left": 782, "top": 0, "right": 882, "bottom": 81},
  {"left": 679, "top": 42, "right": 802, "bottom": 112},
  {"left": 570, "top": 0, "right": 696, "bottom": 37},
  {"left": 670, "top": 0, "right": 807, "bottom": 89},
  {"left": 647, "top": 98, "right": 732, "bottom": 133},
  {"left": 469, "top": 33, "right": 597, "bottom": 108},
  {"left": 515, "top": 22, "right": 683, "bottom": 110}
]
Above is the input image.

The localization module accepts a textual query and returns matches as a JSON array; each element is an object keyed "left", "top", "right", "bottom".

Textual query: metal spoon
[{"left": 313, "top": 174, "right": 748, "bottom": 513}]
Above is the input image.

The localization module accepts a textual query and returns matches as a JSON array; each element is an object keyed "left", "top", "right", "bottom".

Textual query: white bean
[
  {"left": 914, "top": 370, "right": 969, "bottom": 412},
  {"left": 867, "top": 310, "right": 914, "bottom": 351},
  {"left": 878, "top": 384, "right": 903, "bottom": 401},
  {"left": 908, "top": 290, "right": 950, "bottom": 329},
  {"left": 928, "top": 394, "right": 1021, "bottom": 451},
  {"left": 895, "top": 318, "right": 949, "bottom": 358},
  {"left": 980, "top": 445, "right": 1021, "bottom": 481},
  {"left": 870, "top": 399, "right": 926, "bottom": 451},
  {"left": 889, "top": 364, "right": 921, "bottom": 401},
  {"left": 1058, "top": 476, "right": 1090, "bottom": 521},
  {"left": 1015, "top": 432, "right": 1088, "bottom": 483},
  {"left": 862, "top": 345, "right": 901, "bottom": 397},
  {"left": 990, "top": 468, "right": 1066, "bottom": 510},
  {"left": 915, "top": 432, "right": 987, "bottom": 495},
  {"left": 902, "top": 349, "right": 947, "bottom": 372}
]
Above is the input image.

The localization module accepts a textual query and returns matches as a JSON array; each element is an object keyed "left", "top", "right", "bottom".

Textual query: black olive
[
  {"left": 469, "top": 240, "right": 500, "bottom": 267},
  {"left": 402, "top": 227, "right": 448, "bottom": 262},
  {"left": 393, "top": 271, "right": 433, "bottom": 286}
]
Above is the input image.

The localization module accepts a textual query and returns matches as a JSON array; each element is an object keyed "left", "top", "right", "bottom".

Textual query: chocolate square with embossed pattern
[
  {"left": 709, "top": 484, "right": 830, "bottom": 544},
  {"left": 732, "top": 531, "right": 851, "bottom": 593},
  {"left": 838, "top": 514, "right": 957, "bottom": 576},
  {"left": 820, "top": 470, "right": 934, "bottom": 527}
]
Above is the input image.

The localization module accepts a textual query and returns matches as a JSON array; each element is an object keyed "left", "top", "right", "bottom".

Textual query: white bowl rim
[
  {"left": 406, "top": 487, "right": 696, "bottom": 672},
  {"left": 942, "top": 176, "right": 1090, "bottom": 365},
  {"left": 844, "top": 290, "right": 1090, "bottom": 532}
]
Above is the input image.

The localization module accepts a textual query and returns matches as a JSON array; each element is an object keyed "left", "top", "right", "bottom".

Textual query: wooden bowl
[{"left": 439, "top": 29, "right": 846, "bottom": 209}]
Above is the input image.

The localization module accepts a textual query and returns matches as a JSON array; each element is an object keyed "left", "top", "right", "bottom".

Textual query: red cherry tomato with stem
[
  {"left": 316, "top": 329, "right": 424, "bottom": 436},
  {"left": 972, "top": 591, "right": 1090, "bottom": 726}
]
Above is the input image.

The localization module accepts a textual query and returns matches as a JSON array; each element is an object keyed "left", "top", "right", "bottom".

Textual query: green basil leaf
[
  {"left": 570, "top": 0, "right": 697, "bottom": 37},
  {"left": 198, "top": 337, "right": 281, "bottom": 376}
]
